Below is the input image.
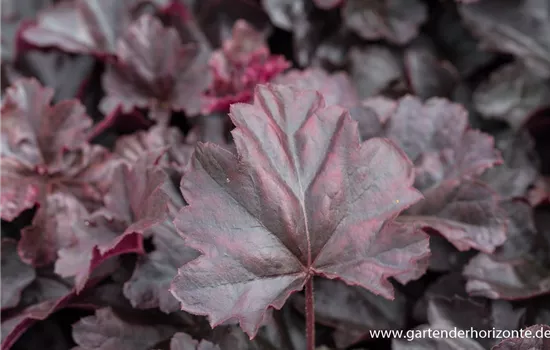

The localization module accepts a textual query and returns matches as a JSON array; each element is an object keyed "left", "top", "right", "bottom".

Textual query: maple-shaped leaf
[
  {"left": 274, "top": 68, "right": 359, "bottom": 109},
  {"left": 343, "top": 0, "right": 427, "bottom": 45},
  {"left": 1, "top": 239, "right": 36, "bottom": 310},
  {"left": 169, "top": 332, "right": 220, "bottom": 350},
  {"left": 114, "top": 125, "right": 195, "bottom": 173},
  {"left": 492, "top": 324, "right": 550, "bottom": 350},
  {"left": 71, "top": 307, "right": 178, "bottom": 350},
  {"left": 0, "top": 78, "right": 118, "bottom": 266},
  {"left": 55, "top": 154, "right": 183, "bottom": 292},
  {"left": 473, "top": 62, "right": 550, "bottom": 130},
  {"left": 20, "top": 0, "right": 153, "bottom": 57},
  {"left": 459, "top": 0, "right": 550, "bottom": 78},
  {"left": 202, "top": 20, "right": 291, "bottom": 114},
  {"left": 292, "top": 278, "right": 406, "bottom": 348},
  {"left": 171, "top": 84, "right": 430, "bottom": 337},
  {"left": 100, "top": 14, "right": 210, "bottom": 120},
  {"left": 463, "top": 204, "right": 550, "bottom": 300},
  {"left": 359, "top": 95, "right": 505, "bottom": 253}
]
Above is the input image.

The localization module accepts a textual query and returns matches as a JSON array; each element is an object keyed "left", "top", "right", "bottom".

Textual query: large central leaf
[{"left": 171, "top": 84, "right": 430, "bottom": 337}]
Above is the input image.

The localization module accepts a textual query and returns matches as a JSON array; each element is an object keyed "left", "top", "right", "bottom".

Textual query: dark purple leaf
[
  {"left": 492, "top": 324, "right": 550, "bottom": 350},
  {"left": 403, "top": 180, "right": 507, "bottom": 253},
  {"left": 100, "top": 14, "right": 210, "bottom": 119},
  {"left": 402, "top": 281, "right": 524, "bottom": 350},
  {"left": 21, "top": 0, "right": 146, "bottom": 56},
  {"left": 433, "top": 1, "right": 497, "bottom": 77},
  {"left": 114, "top": 125, "right": 195, "bottom": 173},
  {"left": 54, "top": 212, "right": 142, "bottom": 293},
  {"left": 362, "top": 95, "right": 505, "bottom": 253},
  {"left": 349, "top": 45, "right": 406, "bottom": 100},
  {"left": 171, "top": 84, "right": 429, "bottom": 337},
  {"left": 1, "top": 239, "right": 36, "bottom": 310},
  {"left": 463, "top": 204, "right": 550, "bottom": 300},
  {"left": 103, "top": 153, "right": 183, "bottom": 230},
  {"left": 473, "top": 62, "right": 550, "bottom": 130},
  {"left": 490, "top": 200, "right": 537, "bottom": 262},
  {"left": 293, "top": 278, "right": 406, "bottom": 348},
  {"left": 310, "top": 28, "right": 351, "bottom": 69},
  {"left": 55, "top": 155, "right": 182, "bottom": 292},
  {"left": 362, "top": 96, "right": 501, "bottom": 189},
  {"left": 71, "top": 307, "right": 178, "bottom": 350},
  {"left": 404, "top": 39, "right": 459, "bottom": 99},
  {"left": 426, "top": 235, "right": 475, "bottom": 273},
  {"left": 190, "top": 0, "right": 271, "bottom": 49},
  {"left": 428, "top": 297, "right": 524, "bottom": 347},
  {"left": 274, "top": 68, "right": 359, "bottom": 108},
  {"left": 343, "top": 0, "right": 427, "bottom": 45},
  {"left": 459, "top": 0, "right": 550, "bottom": 77},
  {"left": 169, "top": 332, "right": 220, "bottom": 350},
  {"left": 481, "top": 131, "right": 539, "bottom": 199},
  {"left": 13, "top": 50, "right": 95, "bottom": 102},
  {"left": 123, "top": 220, "right": 199, "bottom": 313},
  {"left": 463, "top": 252, "right": 550, "bottom": 300},
  {"left": 0, "top": 78, "right": 118, "bottom": 266},
  {"left": 202, "top": 20, "right": 290, "bottom": 114}
]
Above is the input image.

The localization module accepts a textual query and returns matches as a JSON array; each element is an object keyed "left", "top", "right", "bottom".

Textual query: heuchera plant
[{"left": 2, "top": 0, "right": 550, "bottom": 349}]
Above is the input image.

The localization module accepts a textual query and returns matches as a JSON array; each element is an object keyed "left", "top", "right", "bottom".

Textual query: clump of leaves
[
  {"left": 3, "top": 0, "right": 550, "bottom": 349},
  {"left": 202, "top": 20, "right": 290, "bottom": 114}
]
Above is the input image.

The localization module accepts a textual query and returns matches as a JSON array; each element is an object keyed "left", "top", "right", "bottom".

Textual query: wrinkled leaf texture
[
  {"left": 171, "top": 84, "right": 430, "bottom": 338},
  {"left": 0, "top": 78, "right": 117, "bottom": 266}
]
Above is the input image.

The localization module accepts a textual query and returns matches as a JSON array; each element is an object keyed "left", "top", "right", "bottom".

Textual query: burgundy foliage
[
  {"left": 2, "top": 0, "right": 550, "bottom": 349},
  {"left": 171, "top": 84, "right": 430, "bottom": 337},
  {"left": 100, "top": 14, "right": 209, "bottom": 121},
  {"left": 201, "top": 20, "right": 290, "bottom": 114}
]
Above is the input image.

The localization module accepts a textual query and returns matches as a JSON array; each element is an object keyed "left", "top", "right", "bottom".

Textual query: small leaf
[
  {"left": 71, "top": 307, "right": 177, "bottom": 350},
  {"left": 1, "top": 239, "right": 36, "bottom": 310},
  {"left": 100, "top": 14, "right": 210, "bottom": 118},
  {"left": 343, "top": 0, "right": 427, "bottom": 45}
]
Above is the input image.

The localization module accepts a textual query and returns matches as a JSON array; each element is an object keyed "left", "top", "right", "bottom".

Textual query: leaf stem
[{"left": 305, "top": 276, "right": 315, "bottom": 350}]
